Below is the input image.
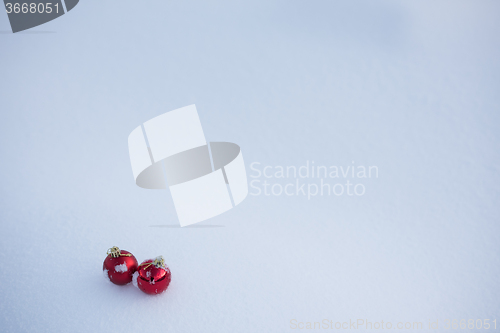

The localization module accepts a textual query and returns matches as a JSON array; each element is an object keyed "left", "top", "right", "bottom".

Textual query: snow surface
[{"left": 0, "top": 1, "right": 499, "bottom": 332}]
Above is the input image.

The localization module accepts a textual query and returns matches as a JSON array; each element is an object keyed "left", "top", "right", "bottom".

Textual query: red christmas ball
[
  {"left": 103, "top": 246, "right": 138, "bottom": 285},
  {"left": 137, "top": 256, "right": 171, "bottom": 295}
]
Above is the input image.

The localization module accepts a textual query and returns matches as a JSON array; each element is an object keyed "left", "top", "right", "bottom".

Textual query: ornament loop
[
  {"left": 107, "top": 246, "right": 132, "bottom": 258},
  {"left": 139, "top": 256, "right": 165, "bottom": 270}
]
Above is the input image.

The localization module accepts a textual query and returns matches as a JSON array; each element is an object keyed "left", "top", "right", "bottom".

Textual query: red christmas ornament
[
  {"left": 136, "top": 256, "right": 171, "bottom": 295},
  {"left": 103, "top": 246, "right": 138, "bottom": 285}
]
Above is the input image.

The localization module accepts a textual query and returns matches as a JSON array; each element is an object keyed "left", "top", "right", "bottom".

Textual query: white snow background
[{"left": 0, "top": 0, "right": 499, "bottom": 332}]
